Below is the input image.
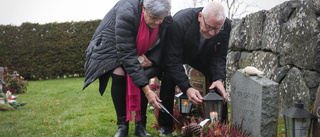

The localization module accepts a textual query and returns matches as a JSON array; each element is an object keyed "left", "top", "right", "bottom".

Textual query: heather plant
[
  {"left": 149, "top": 83, "right": 251, "bottom": 136},
  {"left": 152, "top": 105, "right": 184, "bottom": 132},
  {"left": 149, "top": 83, "right": 160, "bottom": 93},
  {"left": 153, "top": 110, "right": 251, "bottom": 136},
  {"left": 202, "top": 118, "right": 251, "bottom": 137}
]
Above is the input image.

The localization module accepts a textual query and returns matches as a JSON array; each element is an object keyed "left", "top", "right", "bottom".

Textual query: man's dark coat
[
  {"left": 162, "top": 7, "right": 231, "bottom": 92},
  {"left": 83, "top": 0, "right": 172, "bottom": 95}
]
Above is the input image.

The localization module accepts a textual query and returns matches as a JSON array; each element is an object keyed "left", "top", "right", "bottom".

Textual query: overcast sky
[{"left": 0, "top": 0, "right": 289, "bottom": 26}]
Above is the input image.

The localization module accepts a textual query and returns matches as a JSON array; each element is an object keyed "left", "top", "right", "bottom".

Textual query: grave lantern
[
  {"left": 176, "top": 92, "right": 192, "bottom": 115},
  {"left": 203, "top": 89, "right": 223, "bottom": 123},
  {"left": 282, "top": 100, "right": 316, "bottom": 137}
]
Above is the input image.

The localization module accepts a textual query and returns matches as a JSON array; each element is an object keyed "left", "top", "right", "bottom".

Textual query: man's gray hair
[
  {"left": 202, "top": 1, "right": 226, "bottom": 22},
  {"left": 143, "top": 0, "right": 171, "bottom": 18}
]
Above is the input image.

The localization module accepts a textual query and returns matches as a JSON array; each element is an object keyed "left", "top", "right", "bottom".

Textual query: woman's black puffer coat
[{"left": 83, "top": 0, "right": 172, "bottom": 96}]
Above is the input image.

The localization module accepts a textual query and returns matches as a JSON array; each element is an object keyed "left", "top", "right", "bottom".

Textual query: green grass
[
  {"left": 0, "top": 77, "right": 159, "bottom": 136},
  {"left": 0, "top": 77, "right": 286, "bottom": 136},
  {"left": 278, "top": 117, "right": 286, "bottom": 137}
]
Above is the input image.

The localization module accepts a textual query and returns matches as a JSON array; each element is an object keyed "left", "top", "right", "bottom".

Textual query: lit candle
[
  {"left": 150, "top": 78, "right": 155, "bottom": 84},
  {"left": 210, "top": 111, "right": 218, "bottom": 122},
  {"left": 182, "top": 101, "right": 189, "bottom": 113},
  {"left": 183, "top": 101, "right": 189, "bottom": 105}
]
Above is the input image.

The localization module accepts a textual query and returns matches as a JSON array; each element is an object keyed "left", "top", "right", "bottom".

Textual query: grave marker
[{"left": 231, "top": 69, "right": 279, "bottom": 137}]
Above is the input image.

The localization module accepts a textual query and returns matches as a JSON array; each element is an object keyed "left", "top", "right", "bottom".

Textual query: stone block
[
  {"left": 229, "top": 19, "right": 246, "bottom": 51},
  {"left": 302, "top": 70, "right": 320, "bottom": 88},
  {"left": 231, "top": 69, "right": 279, "bottom": 137},
  {"left": 279, "top": 1, "right": 320, "bottom": 70},
  {"left": 278, "top": 67, "right": 311, "bottom": 117},
  {"left": 226, "top": 51, "right": 241, "bottom": 97},
  {"left": 271, "top": 65, "right": 291, "bottom": 83},
  {"left": 238, "top": 51, "right": 278, "bottom": 79},
  {"left": 311, "top": 0, "right": 320, "bottom": 15},
  {"left": 243, "top": 10, "right": 267, "bottom": 51},
  {"left": 261, "top": 4, "right": 282, "bottom": 53}
]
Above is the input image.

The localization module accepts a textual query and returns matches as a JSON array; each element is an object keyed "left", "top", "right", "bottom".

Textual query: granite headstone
[{"left": 231, "top": 69, "right": 279, "bottom": 137}]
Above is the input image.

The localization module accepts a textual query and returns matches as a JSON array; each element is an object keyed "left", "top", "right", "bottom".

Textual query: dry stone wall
[{"left": 227, "top": 1, "right": 320, "bottom": 117}]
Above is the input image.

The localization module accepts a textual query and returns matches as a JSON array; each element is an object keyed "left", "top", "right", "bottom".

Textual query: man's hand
[
  {"left": 209, "top": 80, "right": 227, "bottom": 103},
  {"left": 186, "top": 88, "right": 203, "bottom": 105},
  {"left": 140, "top": 54, "right": 152, "bottom": 68}
]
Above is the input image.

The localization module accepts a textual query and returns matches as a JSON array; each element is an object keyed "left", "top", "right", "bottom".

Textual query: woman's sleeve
[{"left": 115, "top": 5, "right": 149, "bottom": 88}]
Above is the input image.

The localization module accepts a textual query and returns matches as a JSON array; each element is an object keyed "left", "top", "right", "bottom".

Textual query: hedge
[{"left": 0, "top": 20, "right": 101, "bottom": 80}]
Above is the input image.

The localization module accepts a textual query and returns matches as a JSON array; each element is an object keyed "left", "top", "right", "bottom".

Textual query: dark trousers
[
  {"left": 158, "top": 72, "right": 177, "bottom": 127},
  {"left": 111, "top": 74, "right": 148, "bottom": 118},
  {"left": 158, "top": 69, "right": 228, "bottom": 127}
]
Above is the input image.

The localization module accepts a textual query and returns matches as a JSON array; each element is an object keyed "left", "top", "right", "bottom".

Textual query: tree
[
  {"left": 191, "top": 0, "right": 256, "bottom": 19},
  {"left": 190, "top": 0, "right": 205, "bottom": 8}
]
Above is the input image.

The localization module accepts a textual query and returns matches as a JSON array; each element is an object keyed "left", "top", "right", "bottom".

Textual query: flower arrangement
[
  {"left": 0, "top": 79, "right": 27, "bottom": 110},
  {"left": 3, "top": 73, "right": 28, "bottom": 94}
]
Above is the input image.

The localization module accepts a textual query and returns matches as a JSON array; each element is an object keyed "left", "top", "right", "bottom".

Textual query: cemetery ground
[{"left": 0, "top": 77, "right": 286, "bottom": 136}]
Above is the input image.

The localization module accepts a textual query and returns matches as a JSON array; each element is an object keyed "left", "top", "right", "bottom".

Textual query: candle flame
[
  {"left": 183, "top": 101, "right": 188, "bottom": 105},
  {"left": 210, "top": 111, "right": 218, "bottom": 115}
]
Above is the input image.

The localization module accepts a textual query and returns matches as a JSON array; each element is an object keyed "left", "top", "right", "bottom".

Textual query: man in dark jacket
[
  {"left": 158, "top": 1, "right": 231, "bottom": 136},
  {"left": 83, "top": 0, "right": 172, "bottom": 136}
]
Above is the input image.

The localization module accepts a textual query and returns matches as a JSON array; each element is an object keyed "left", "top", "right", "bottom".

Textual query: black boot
[
  {"left": 134, "top": 116, "right": 151, "bottom": 137},
  {"left": 114, "top": 117, "right": 129, "bottom": 137}
]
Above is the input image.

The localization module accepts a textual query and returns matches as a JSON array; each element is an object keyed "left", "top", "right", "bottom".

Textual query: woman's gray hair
[
  {"left": 143, "top": 0, "right": 171, "bottom": 18},
  {"left": 202, "top": 1, "right": 226, "bottom": 22}
]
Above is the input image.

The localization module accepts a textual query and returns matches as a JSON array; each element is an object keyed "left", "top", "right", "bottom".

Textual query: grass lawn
[
  {"left": 0, "top": 77, "right": 286, "bottom": 136},
  {"left": 0, "top": 77, "right": 159, "bottom": 136}
]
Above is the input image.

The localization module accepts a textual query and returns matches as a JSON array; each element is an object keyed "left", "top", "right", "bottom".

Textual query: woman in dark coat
[{"left": 82, "top": 0, "right": 172, "bottom": 136}]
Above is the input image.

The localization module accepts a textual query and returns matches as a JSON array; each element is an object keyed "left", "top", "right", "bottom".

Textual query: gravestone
[
  {"left": 0, "top": 67, "right": 4, "bottom": 80},
  {"left": 189, "top": 68, "right": 206, "bottom": 96},
  {"left": 313, "top": 86, "right": 320, "bottom": 137},
  {"left": 231, "top": 69, "right": 279, "bottom": 137}
]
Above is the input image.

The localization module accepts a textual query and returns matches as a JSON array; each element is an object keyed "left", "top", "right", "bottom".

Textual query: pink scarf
[{"left": 126, "top": 12, "right": 159, "bottom": 122}]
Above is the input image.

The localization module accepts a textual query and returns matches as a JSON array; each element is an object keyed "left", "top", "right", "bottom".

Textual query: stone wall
[{"left": 227, "top": 1, "right": 320, "bottom": 117}]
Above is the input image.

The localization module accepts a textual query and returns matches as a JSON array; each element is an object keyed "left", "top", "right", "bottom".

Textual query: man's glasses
[{"left": 202, "top": 16, "right": 224, "bottom": 32}]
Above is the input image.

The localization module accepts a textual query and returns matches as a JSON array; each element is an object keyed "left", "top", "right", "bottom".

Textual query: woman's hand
[
  {"left": 142, "top": 85, "right": 161, "bottom": 110},
  {"left": 140, "top": 54, "right": 152, "bottom": 68},
  {"left": 145, "top": 90, "right": 162, "bottom": 109}
]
